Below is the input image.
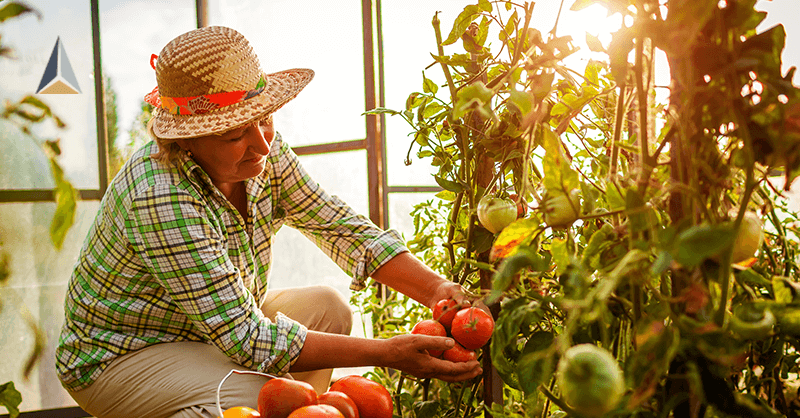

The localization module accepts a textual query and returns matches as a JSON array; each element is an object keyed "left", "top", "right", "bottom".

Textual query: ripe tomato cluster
[
  {"left": 411, "top": 298, "right": 495, "bottom": 362},
  {"left": 223, "top": 374, "right": 393, "bottom": 418}
]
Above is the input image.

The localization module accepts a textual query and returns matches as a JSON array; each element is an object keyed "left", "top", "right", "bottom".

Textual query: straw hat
[{"left": 144, "top": 26, "right": 314, "bottom": 139}]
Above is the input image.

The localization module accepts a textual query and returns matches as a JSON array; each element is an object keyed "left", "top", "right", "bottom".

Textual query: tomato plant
[
  {"left": 328, "top": 376, "right": 393, "bottom": 418},
  {"left": 357, "top": 0, "right": 800, "bottom": 417},
  {"left": 317, "top": 391, "right": 359, "bottom": 418},
  {"left": 450, "top": 307, "right": 494, "bottom": 350},
  {"left": 411, "top": 319, "right": 448, "bottom": 357},
  {"left": 257, "top": 378, "right": 317, "bottom": 418}
]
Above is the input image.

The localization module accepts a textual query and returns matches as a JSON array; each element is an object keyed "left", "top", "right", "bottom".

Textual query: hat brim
[{"left": 151, "top": 68, "right": 314, "bottom": 140}]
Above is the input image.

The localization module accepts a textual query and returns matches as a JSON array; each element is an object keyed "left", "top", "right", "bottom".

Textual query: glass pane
[
  {"left": 208, "top": 0, "right": 366, "bottom": 147},
  {"left": 387, "top": 192, "right": 437, "bottom": 239},
  {"left": 0, "top": 0, "right": 99, "bottom": 189},
  {"left": 99, "top": 0, "right": 197, "bottom": 172},
  {"left": 269, "top": 149, "right": 369, "bottom": 298},
  {"left": 0, "top": 201, "right": 100, "bottom": 412}
]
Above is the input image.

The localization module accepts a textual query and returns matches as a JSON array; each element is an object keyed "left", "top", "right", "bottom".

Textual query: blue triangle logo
[{"left": 36, "top": 37, "right": 81, "bottom": 94}]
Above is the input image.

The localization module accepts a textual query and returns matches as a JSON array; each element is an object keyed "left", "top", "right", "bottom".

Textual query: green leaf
[
  {"left": 772, "top": 277, "right": 794, "bottom": 304},
  {"left": 517, "top": 350, "right": 554, "bottom": 395},
  {"left": 441, "top": 1, "right": 493, "bottom": 46},
  {"left": 413, "top": 400, "right": 443, "bottom": 418},
  {"left": 542, "top": 127, "right": 580, "bottom": 195},
  {"left": 626, "top": 188, "right": 648, "bottom": 234},
  {"left": 422, "top": 73, "right": 438, "bottom": 95},
  {"left": 493, "top": 247, "right": 545, "bottom": 293},
  {"left": 453, "top": 81, "right": 494, "bottom": 120},
  {"left": 48, "top": 157, "right": 77, "bottom": 250},
  {"left": 585, "top": 32, "right": 605, "bottom": 53},
  {"left": 0, "top": 2, "right": 41, "bottom": 23},
  {"left": 363, "top": 107, "right": 401, "bottom": 116},
  {"left": 433, "top": 175, "right": 463, "bottom": 193},
  {"left": 507, "top": 90, "right": 533, "bottom": 116},
  {"left": 0, "top": 381, "right": 22, "bottom": 418},
  {"left": 551, "top": 237, "right": 570, "bottom": 276},
  {"left": 608, "top": 27, "right": 633, "bottom": 83},
  {"left": 673, "top": 224, "right": 735, "bottom": 267},
  {"left": 582, "top": 223, "right": 614, "bottom": 267}
]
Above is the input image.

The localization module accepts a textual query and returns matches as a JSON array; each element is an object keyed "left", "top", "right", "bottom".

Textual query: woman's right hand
[{"left": 379, "top": 334, "right": 482, "bottom": 382}]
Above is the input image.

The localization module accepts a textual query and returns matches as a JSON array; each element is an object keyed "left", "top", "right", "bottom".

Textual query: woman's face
[{"left": 177, "top": 115, "right": 275, "bottom": 189}]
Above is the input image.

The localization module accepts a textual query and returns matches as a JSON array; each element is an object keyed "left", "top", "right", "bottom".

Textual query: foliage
[
  {"left": 357, "top": 0, "right": 800, "bottom": 417},
  {"left": 0, "top": 1, "right": 77, "bottom": 416}
]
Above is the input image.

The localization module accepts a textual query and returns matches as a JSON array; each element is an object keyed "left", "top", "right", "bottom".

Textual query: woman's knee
[{"left": 309, "top": 285, "right": 353, "bottom": 335}]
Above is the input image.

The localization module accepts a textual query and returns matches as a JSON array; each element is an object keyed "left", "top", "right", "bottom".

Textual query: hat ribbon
[{"left": 144, "top": 59, "right": 267, "bottom": 115}]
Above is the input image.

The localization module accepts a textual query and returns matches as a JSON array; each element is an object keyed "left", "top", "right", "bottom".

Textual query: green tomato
[
  {"left": 556, "top": 344, "right": 624, "bottom": 418},
  {"left": 730, "top": 211, "right": 763, "bottom": 264},
  {"left": 729, "top": 304, "right": 775, "bottom": 340},
  {"left": 543, "top": 190, "right": 581, "bottom": 228},
  {"left": 477, "top": 195, "right": 517, "bottom": 234}
]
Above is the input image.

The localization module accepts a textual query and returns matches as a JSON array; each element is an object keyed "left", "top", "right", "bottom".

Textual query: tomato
[
  {"left": 477, "top": 195, "right": 518, "bottom": 233},
  {"left": 508, "top": 193, "right": 527, "bottom": 218},
  {"left": 223, "top": 406, "right": 261, "bottom": 418},
  {"left": 730, "top": 211, "right": 763, "bottom": 263},
  {"left": 257, "top": 378, "right": 318, "bottom": 418},
  {"left": 729, "top": 304, "right": 775, "bottom": 340},
  {"left": 411, "top": 319, "right": 447, "bottom": 357},
  {"left": 442, "top": 341, "right": 477, "bottom": 363},
  {"left": 556, "top": 344, "right": 624, "bottom": 418},
  {"left": 450, "top": 307, "right": 495, "bottom": 350},
  {"left": 287, "top": 405, "right": 344, "bottom": 418},
  {"left": 318, "top": 391, "right": 359, "bottom": 418},
  {"left": 542, "top": 190, "right": 581, "bottom": 228},
  {"left": 432, "top": 298, "right": 458, "bottom": 330},
  {"left": 329, "top": 375, "right": 393, "bottom": 418}
]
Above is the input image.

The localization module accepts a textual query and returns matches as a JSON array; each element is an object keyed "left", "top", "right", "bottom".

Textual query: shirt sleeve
[
  {"left": 271, "top": 139, "right": 408, "bottom": 291},
  {"left": 125, "top": 183, "right": 306, "bottom": 375}
]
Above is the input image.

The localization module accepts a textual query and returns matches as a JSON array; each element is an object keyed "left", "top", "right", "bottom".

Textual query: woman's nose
[{"left": 245, "top": 123, "right": 272, "bottom": 154}]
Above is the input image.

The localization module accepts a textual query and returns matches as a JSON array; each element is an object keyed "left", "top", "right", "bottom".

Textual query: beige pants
[{"left": 67, "top": 285, "right": 353, "bottom": 418}]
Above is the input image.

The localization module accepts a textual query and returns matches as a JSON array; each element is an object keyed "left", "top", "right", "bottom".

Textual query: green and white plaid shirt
[{"left": 56, "top": 133, "right": 407, "bottom": 391}]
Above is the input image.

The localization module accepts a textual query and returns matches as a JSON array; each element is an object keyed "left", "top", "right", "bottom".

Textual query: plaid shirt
[{"left": 56, "top": 133, "right": 407, "bottom": 391}]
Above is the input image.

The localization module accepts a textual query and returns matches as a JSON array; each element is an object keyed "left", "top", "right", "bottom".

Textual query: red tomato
[
  {"left": 508, "top": 193, "right": 527, "bottom": 218},
  {"left": 257, "top": 378, "right": 318, "bottom": 418},
  {"left": 411, "top": 319, "right": 447, "bottom": 357},
  {"left": 432, "top": 298, "right": 458, "bottom": 330},
  {"left": 287, "top": 405, "right": 344, "bottom": 418},
  {"left": 318, "top": 391, "right": 359, "bottom": 418},
  {"left": 442, "top": 341, "right": 477, "bottom": 363},
  {"left": 329, "top": 375, "right": 393, "bottom": 418},
  {"left": 450, "top": 307, "right": 495, "bottom": 350}
]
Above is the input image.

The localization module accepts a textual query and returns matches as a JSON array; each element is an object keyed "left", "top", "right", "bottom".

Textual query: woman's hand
[{"left": 379, "top": 334, "right": 482, "bottom": 382}]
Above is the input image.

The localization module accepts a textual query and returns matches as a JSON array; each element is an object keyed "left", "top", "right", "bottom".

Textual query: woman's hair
[{"left": 147, "top": 118, "right": 183, "bottom": 165}]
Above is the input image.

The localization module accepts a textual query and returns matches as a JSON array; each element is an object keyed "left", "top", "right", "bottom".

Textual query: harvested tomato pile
[{"left": 221, "top": 374, "right": 393, "bottom": 418}]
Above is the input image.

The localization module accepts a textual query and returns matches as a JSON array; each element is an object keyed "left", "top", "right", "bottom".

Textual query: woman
[{"left": 56, "top": 26, "right": 481, "bottom": 418}]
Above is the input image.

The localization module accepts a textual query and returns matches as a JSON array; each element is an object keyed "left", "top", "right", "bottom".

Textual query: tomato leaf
[
  {"left": 673, "top": 224, "right": 735, "bottom": 267},
  {"left": 542, "top": 127, "right": 580, "bottom": 196},
  {"left": 585, "top": 32, "right": 605, "bottom": 53},
  {"left": 441, "top": 0, "right": 493, "bottom": 46},
  {"left": 0, "top": 381, "right": 21, "bottom": 418},
  {"left": 490, "top": 217, "right": 541, "bottom": 261}
]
